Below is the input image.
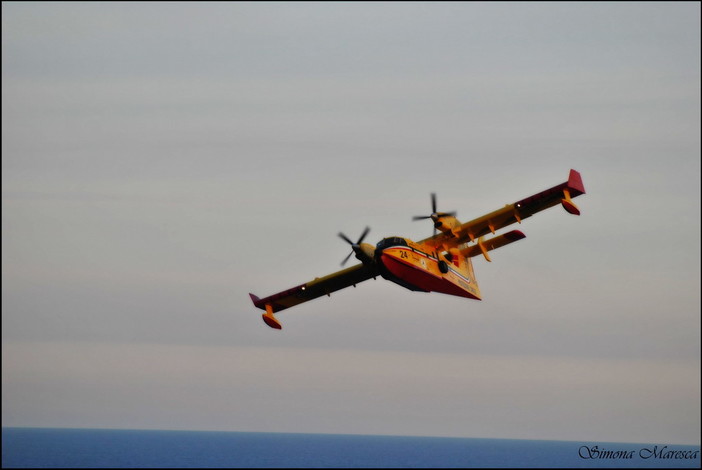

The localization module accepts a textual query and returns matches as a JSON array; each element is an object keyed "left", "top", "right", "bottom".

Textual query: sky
[{"left": 2, "top": 2, "right": 700, "bottom": 445}]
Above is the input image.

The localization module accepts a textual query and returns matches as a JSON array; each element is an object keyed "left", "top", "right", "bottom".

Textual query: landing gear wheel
[{"left": 438, "top": 260, "right": 449, "bottom": 274}]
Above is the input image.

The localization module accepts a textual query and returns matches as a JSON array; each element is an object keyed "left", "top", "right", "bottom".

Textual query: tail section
[
  {"left": 443, "top": 247, "right": 482, "bottom": 300},
  {"left": 461, "top": 254, "right": 482, "bottom": 300}
]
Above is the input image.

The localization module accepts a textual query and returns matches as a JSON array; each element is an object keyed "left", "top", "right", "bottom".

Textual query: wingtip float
[
  {"left": 250, "top": 169, "right": 586, "bottom": 329},
  {"left": 249, "top": 293, "right": 282, "bottom": 329}
]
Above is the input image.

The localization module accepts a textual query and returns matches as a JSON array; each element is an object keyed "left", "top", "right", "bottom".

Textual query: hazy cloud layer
[{"left": 2, "top": 2, "right": 700, "bottom": 443}]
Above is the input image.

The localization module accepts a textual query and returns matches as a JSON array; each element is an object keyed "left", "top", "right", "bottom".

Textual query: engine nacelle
[{"left": 353, "top": 243, "right": 377, "bottom": 265}]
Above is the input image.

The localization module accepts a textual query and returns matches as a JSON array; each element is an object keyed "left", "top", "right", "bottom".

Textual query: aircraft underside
[{"left": 377, "top": 246, "right": 482, "bottom": 300}]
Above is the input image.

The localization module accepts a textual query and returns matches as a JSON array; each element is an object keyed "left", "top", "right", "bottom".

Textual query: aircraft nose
[{"left": 354, "top": 243, "right": 376, "bottom": 265}]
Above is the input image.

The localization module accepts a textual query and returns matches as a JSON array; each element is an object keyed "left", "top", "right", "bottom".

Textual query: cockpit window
[{"left": 376, "top": 237, "right": 408, "bottom": 250}]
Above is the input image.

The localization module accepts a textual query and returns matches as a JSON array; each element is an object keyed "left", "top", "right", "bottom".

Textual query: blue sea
[{"left": 1, "top": 428, "right": 699, "bottom": 468}]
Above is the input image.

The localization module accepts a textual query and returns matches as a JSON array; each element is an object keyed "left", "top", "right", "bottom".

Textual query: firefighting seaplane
[{"left": 250, "top": 169, "right": 586, "bottom": 329}]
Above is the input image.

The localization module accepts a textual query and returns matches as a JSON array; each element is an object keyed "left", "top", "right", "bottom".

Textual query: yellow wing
[
  {"left": 421, "top": 169, "right": 586, "bottom": 249},
  {"left": 250, "top": 263, "right": 380, "bottom": 329}
]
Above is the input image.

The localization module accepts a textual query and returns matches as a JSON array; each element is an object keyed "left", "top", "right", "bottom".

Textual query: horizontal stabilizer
[{"left": 460, "top": 230, "right": 526, "bottom": 259}]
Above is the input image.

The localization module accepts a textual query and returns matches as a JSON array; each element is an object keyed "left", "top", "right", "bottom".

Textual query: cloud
[
  {"left": 2, "top": 2, "right": 699, "bottom": 444},
  {"left": 3, "top": 341, "right": 699, "bottom": 444}
]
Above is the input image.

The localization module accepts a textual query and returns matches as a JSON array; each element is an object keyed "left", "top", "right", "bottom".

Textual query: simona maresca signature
[{"left": 578, "top": 445, "right": 699, "bottom": 461}]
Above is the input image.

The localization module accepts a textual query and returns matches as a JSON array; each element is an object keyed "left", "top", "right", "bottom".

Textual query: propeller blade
[
  {"left": 339, "top": 227, "right": 371, "bottom": 266},
  {"left": 413, "top": 193, "right": 457, "bottom": 239},
  {"left": 413, "top": 193, "right": 456, "bottom": 221},
  {"left": 341, "top": 251, "right": 354, "bottom": 266},
  {"left": 338, "top": 232, "right": 354, "bottom": 245},
  {"left": 357, "top": 226, "right": 370, "bottom": 244}
]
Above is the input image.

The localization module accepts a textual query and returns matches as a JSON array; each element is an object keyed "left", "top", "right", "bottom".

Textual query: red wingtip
[
  {"left": 504, "top": 230, "right": 526, "bottom": 241},
  {"left": 249, "top": 293, "right": 262, "bottom": 307},
  {"left": 567, "top": 169, "right": 586, "bottom": 195}
]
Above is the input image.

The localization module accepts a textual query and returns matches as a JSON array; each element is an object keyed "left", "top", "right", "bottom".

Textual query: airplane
[{"left": 250, "top": 169, "right": 586, "bottom": 329}]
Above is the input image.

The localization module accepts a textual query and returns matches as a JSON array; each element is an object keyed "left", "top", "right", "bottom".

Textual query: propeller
[
  {"left": 339, "top": 226, "right": 371, "bottom": 266},
  {"left": 412, "top": 193, "right": 457, "bottom": 235},
  {"left": 412, "top": 193, "right": 456, "bottom": 221}
]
